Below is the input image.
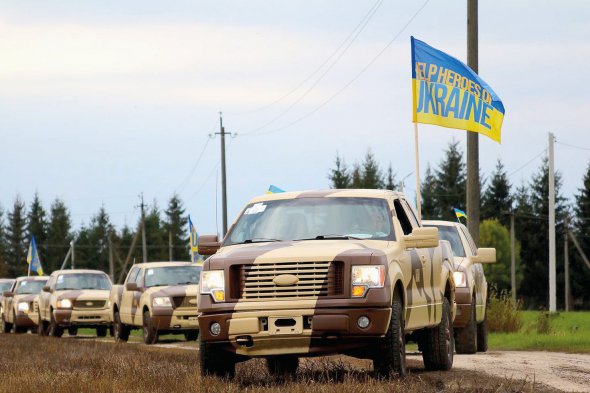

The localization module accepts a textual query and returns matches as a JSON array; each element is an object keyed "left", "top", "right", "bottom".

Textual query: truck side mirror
[
  {"left": 198, "top": 235, "right": 221, "bottom": 256},
  {"left": 403, "top": 227, "right": 439, "bottom": 249},
  {"left": 471, "top": 248, "right": 496, "bottom": 264},
  {"left": 125, "top": 282, "right": 139, "bottom": 292},
  {"left": 3, "top": 291, "right": 13, "bottom": 298},
  {"left": 42, "top": 286, "right": 51, "bottom": 293}
]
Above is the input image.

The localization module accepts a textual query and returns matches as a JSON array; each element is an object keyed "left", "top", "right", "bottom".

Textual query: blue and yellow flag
[
  {"left": 411, "top": 37, "right": 505, "bottom": 143},
  {"left": 27, "top": 236, "right": 44, "bottom": 276},
  {"left": 453, "top": 208, "right": 466, "bottom": 220},
  {"left": 188, "top": 215, "right": 202, "bottom": 264},
  {"left": 267, "top": 185, "right": 285, "bottom": 194}
]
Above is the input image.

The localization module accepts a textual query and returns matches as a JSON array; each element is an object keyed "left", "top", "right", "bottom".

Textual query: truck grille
[
  {"left": 172, "top": 296, "right": 197, "bottom": 309},
  {"left": 73, "top": 300, "right": 106, "bottom": 309},
  {"left": 235, "top": 261, "right": 344, "bottom": 300}
]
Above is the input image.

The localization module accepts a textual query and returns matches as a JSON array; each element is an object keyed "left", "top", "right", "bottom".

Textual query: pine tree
[
  {"left": 481, "top": 159, "right": 512, "bottom": 226},
  {"left": 421, "top": 164, "right": 438, "bottom": 219},
  {"left": 0, "top": 206, "right": 8, "bottom": 277},
  {"left": 46, "top": 199, "right": 73, "bottom": 273},
  {"left": 350, "top": 163, "right": 363, "bottom": 188},
  {"left": 385, "top": 164, "right": 396, "bottom": 191},
  {"left": 165, "top": 194, "right": 188, "bottom": 261},
  {"left": 572, "top": 162, "right": 590, "bottom": 308},
  {"left": 434, "top": 140, "right": 466, "bottom": 221},
  {"left": 329, "top": 153, "right": 351, "bottom": 188},
  {"left": 84, "top": 206, "right": 114, "bottom": 271},
  {"left": 360, "top": 149, "right": 383, "bottom": 189},
  {"left": 144, "top": 203, "right": 167, "bottom": 261},
  {"left": 6, "top": 196, "right": 27, "bottom": 277},
  {"left": 27, "top": 192, "right": 48, "bottom": 266}
]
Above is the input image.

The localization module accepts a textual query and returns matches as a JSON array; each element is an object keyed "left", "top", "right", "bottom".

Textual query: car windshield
[
  {"left": 55, "top": 274, "right": 112, "bottom": 291},
  {"left": 427, "top": 225, "right": 466, "bottom": 258},
  {"left": 15, "top": 280, "right": 48, "bottom": 295},
  {"left": 144, "top": 266, "right": 202, "bottom": 288},
  {"left": 225, "top": 197, "right": 395, "bottom": 246},
  {"left": 0, "top": 282, "right": 13, "bottom": 292}
]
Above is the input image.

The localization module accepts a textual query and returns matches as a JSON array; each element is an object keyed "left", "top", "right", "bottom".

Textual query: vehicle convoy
[
  {"left": 110, "top": 262, "right": 201, "bottom": 344},
  {"left": 424, "top": 220, "right": 496, "bottom": 354},
  {"left": 2, "top": 276, "right": 48, "bottom": 333},
  {"left": 197, "top": 189, "right": 456, "bottom": 377},
  {"left": 38, "top": 269, "right": 112, "bottom": 337}
]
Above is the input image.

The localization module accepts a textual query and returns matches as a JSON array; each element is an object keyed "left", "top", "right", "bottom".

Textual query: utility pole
[
  {"left": 212, "top": 112, "right": 236, "bottom": 237},
  {"left": 139, "top": 193, "right": 147, "bottom": 263},
  {"left": 108, "top": 236, "right": 114, "bottom": 282},
  {"left": 168, "top": 231, "right": 173, "bottom": 262},
  {"left": 548, "top": 132, "right": 556, "bottom": 312},
  {"left": 564, "top": 222, "right": 570, "bottom": 311},
  {"left": 70, "top": 240, "right": 75, "bottom": 269},
  {"left": 510, "top": 213, "right": 516, "bottom": 304},
  {"left": 466, "top": 0, "right": 480, "bottom": 247}
]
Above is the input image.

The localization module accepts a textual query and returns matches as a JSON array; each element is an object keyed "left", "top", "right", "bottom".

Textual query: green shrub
[
  {"left": 535, "top": 312, "right": 556, "bottom": 334},
  {"left": 487, "top": 289, "right": 523, "bottom": 333}
]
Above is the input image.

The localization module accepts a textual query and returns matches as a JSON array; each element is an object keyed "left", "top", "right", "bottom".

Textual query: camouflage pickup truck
[
  {"left": 2, "top": 276, "right": 48, "bottom": 333},
  {"left": 110, "top": 262, "right": 201, "bottom": 344},
  {"left": 197, "top": 190, "right": 456, "bottom": 378},
  {"left": 38, "top": 269, "right": 112, "bottom": 337},
  {"left": 424, "top": 220, "right": 496, "bottom": 353}
]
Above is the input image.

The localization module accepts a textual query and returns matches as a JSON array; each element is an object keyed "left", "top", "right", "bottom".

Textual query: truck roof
[
  {"left": 248, "top": 189, "right": 403, "bottom": 204},
  {"left": 127, "top": 261, "right": 196, "bottom": 269},
  {"left": 423, "top": 219, "right": 466, "bottom": 229},
  {"left": 51, "top": 269, "right": 110, "bottom": 276},
  {"left": 14, "top": 276, "right": 48, "bottom": 282}
]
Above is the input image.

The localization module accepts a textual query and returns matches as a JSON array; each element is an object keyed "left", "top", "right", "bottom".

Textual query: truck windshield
[
  {"left": 55, "top": 274, "right": 112, "bottom": 291},
  {"left": 225, "top": 197, "right": 395, "bottom": 246},
  {"left": 0, "top": 282, "right": 13, "bottom": 292},
  {"left": 144, "top": 266, "right": 202, "bottom": 288},
  {"left": 15, "top": 280, "right": 48, "bottom": 295},
  {"left": 427, "top": 225, "right": 466, "bottom": 258}
]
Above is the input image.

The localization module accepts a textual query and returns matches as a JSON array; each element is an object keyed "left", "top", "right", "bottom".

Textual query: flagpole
[{"left": 414, "top": 122, "right": 422, "bottom": 221}]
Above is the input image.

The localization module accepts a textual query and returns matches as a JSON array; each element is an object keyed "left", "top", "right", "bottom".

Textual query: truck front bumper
[
  {"left": 151, "top": 308, "right": 199, "bottom": 333},
  {"left": 15, "top": 313, "right": 37, "bottom": 328},
  {"left": 199, "top": 307, "right": 391, "bottom": 357},
  {"left": 453, "top": 287, "right": 473, "bottom": 328},
  {"left": 54, "top": 308, "right": 111, "bottom": 328}
]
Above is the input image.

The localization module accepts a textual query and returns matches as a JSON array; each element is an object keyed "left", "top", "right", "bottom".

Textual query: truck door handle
[{"left": 421, "top": 255, "right": 427, "bottom": 264}]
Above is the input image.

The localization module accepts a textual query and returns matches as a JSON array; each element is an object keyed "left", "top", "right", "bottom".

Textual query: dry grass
[
  {"left": 487, "top": 289, "right": 523, "bottom": 333},
  {"left": 0, "top": 334, "right": 554, "bottom": 393}
]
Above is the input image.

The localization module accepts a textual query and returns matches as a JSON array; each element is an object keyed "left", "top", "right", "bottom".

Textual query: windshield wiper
[
  {"left": 294, "top": 234, "right": 365, "bottom": 241},
  {"left": 176, "top": 282, "right": 196, "bottom": 285},
  {"left": 240, "top": 238, "right": 282, "bottom": 244}
]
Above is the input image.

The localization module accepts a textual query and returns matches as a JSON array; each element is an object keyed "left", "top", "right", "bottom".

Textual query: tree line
[
  {"left": 0, "top": 194, "right": 189, "bottom": 283},
  {"left": 329, "top": 143, "right": 590, "bottom": 309}
]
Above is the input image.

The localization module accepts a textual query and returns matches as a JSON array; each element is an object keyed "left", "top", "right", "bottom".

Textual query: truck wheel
[
  {"left": 49, "top": 311, "right": 64, "bottom": 338},
  {"left": 477, "top": 315, "right": 488, "bottom": 352},
  {"left": 142, "top": 310, "right": 158, "bottom": 345},
  {"left": 455, "top": 298, "right": 477, "bottom": 354},
  {"left": 1, "top": 313, "right": 13, "bottom": 334},
  {"left": 373, "top": 297, "right": 406, "bottom": 378},
  {"left": 68, "top": 327, "right": 78, "bottom": 337},
  {"left": 199, "top": 336, "right": 235, "bottom": 378},
  {"left": 184, "top": 330, "right": 199, "bottom": 341},
  {"left": 96, "top": 326, "right": 107, "bottom": 337},
  {"left": 266, "top": 355, "right": 299, "bottom": 376},
  {"left": 38, "top": 313, "right": 49, "bottom": 336},
  {"left": 422, "top": 297, "right": 454, "bottom": 371},
  {"left": 114, "top": 310, "right": 130, "bottom": 342}
]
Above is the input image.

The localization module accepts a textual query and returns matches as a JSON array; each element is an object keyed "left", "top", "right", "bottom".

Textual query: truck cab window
[{"left": 393, "top": 199, "right": 413, "bottom": 235}]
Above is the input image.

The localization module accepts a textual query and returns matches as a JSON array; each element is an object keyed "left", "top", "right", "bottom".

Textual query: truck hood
[
  {"left": 55, "top": 289, "right": 110, "bottom": 300},
  {"left": 143, "top": 285, "right": 199, "bottom": 299},
  {"left": 454, "top": 256, "right": 469, "bottom": 271}
]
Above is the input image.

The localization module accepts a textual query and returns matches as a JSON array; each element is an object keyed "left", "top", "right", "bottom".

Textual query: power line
[
  {"left": 243, "top": 0, "right": 430, "bottom": 137},
  {"left": 241, "top": 0, "right": 384, "bottom": 135},
  {"left": 508, "top": 148, "right": 546, "bottom": 177},
  {"left": 556, "top": 141, "right": 590, "bottom": 152},
  {"left": 175, "top": 137, "right": 212, "bottom": 195}
]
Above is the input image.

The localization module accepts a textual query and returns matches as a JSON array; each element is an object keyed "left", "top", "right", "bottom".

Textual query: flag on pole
[
  {"left": 411, "top": 36, "right": 505, "bottom": 143},
  {"left": 453, "top": 208, "right": 467, "bottom": 220},
  {"left": 188, "top": 215, "right": 202, "bottom": 264},
  {"left": 267, "top": 185, "right": 285, "bottom": 194},
  {"left": 27, "top": 236, "right": 44, "bottom": 276}
]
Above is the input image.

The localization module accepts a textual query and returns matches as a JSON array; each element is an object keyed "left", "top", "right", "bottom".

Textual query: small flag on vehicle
[
  {"left": 188, "top": 215, "right": 202, "bottom": 264},
  {"left": 453, "top": 208, "right": 466, "bottom": 221},
  {"left": 27, "top": 235, "right": 44, "bottom": 276},
  {"left": 267, "top": 185, "right": 285, "bottom": 194}
]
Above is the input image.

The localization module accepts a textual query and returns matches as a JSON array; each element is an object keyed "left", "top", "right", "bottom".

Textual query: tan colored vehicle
[
  {"left": 0, "top": 278, "right": 16, "bottom": 329},
  {"left": 2, "top": 276, "right": 48, "bottom": 333},
  {"left": 38, "top": 270, "right": 112, "bottom": 337},
  {"left": 424, "top": 220, "right": 496, "bottom": 353},
  {"left": 110, "top": 262, "right": 201, "bottom": 344},
  {"left": 197, "top": 190, "right": 456, "bottom": 378}
]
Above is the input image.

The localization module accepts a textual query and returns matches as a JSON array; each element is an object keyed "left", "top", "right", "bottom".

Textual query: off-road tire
[
  {"left": 142, "top": 310, "right": 158, "bottom": 345},
  {"left": 455, "top": 298, "right": 477, "bottom": 354},
  {"left": 1, "top": 313, "right": 13, "bottom": 334},
  {"left": 477, "top": 314, "right": 488, "bottom": 352},
  {"left": 373, "top": 297, "right": 406, "bottom": 378},
  {"left": 38, "top": 313, "right": 49, "bottom": 336},
  {"left": 68, "top": 327, "right": 78, "bottom": 337},
  {"left": 184, "top": 330, "right": 199, "bottom": 341},
  {"left": 48, "top": 310, "right": 64, "bottom": 338},
  {"left": 199, "top": 336, "right": 236, "bottom": 378},
  {"left": 95, "top": 326, "right": 107, "bottom": 337},
  {"left": 266, "top": 355, "right": 299, "bottom": 376},
  {"left": 113, "top": 310, "right": 130, "bottom": 342},
  {"left": 422, "top": 297, "right": 454, "bottom": 371}
]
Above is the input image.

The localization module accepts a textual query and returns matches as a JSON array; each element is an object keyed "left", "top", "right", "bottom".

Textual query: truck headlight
[
  {"left": 453, "top": 272, "right": 467, "bottom": 288},
  {"left": 351, "top": 265, "right": 385, "bottom": 298},
  {"left": 57, "top": 299, "right": 72, "bottom": 309},
  {"left": 200, "top": 270, "right": 225, "bottom": 302},
  {"left": 18, "top": 302, "right": 30, "bottom": 313},
  {"left": 152, "top": 297, "right": 172, "bottom": 307}
]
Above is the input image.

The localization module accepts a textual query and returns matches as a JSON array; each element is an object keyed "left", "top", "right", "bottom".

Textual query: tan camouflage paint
[
  {"left": 198, "top": 189, "right": 455, "bottom": 358},
  {"left": 1, "top": 276, "right": 48, "bottom": 329}
]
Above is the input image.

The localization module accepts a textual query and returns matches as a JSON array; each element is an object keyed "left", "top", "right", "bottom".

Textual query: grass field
[
  {"left": 489, "top": 311, "right": 590, "bottom": 353},
  {"left": 0, "top": 334, "right": 553, "bottom": 393}
]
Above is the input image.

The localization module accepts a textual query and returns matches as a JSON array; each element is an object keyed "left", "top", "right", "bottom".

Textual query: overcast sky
[{"left": 1, "top": 0, "right": 589, "bottom": 235}]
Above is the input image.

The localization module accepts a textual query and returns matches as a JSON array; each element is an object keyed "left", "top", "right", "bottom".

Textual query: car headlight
[
  {"left": 152, "top": 297, "right": 172, "bottom": 307},
  {"left": 57, "top": 299, "right": 73, "bottom": 309},
  {"left": 453, "top": 272, "right": 467, "bottom": 288},
  {"left": 351, "top": 265, "right": 385, "bottom": 298},
  {"left": 18, "top": 302, "right": 30, "bottom": 313},
  {"left": 200, "top": 270, "right": 225, "bottom": 302}
]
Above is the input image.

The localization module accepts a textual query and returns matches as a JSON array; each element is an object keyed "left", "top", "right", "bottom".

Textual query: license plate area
[{"left": 269, "top": 316, "right": 303, "bottom": 335}]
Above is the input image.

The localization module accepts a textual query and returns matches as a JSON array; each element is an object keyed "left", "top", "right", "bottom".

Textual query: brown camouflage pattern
[
  {"left": 110, "top": 262, "right": 200, "bottom": 332},
  {"left": 1, "top": 276, "right": 48, "bottom": 329},
  {"left": 198, "top": 189, "right": 455, "bottom": 358}
]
